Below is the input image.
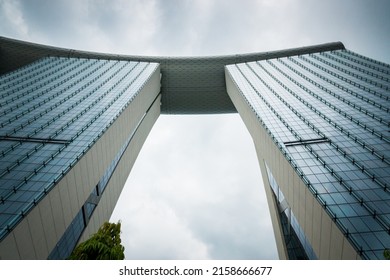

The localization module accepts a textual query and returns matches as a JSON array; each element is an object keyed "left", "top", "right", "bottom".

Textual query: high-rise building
[{"left": 0, "top": 37, "right": 389, "bottom": 260}]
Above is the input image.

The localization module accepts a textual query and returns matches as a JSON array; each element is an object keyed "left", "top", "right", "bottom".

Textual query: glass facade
[
  {"left": 226, "top": 49, "right": 390, "bottom": 259},
  {"left": 0, "top": 56, "right": 159, "bottom": 257}
]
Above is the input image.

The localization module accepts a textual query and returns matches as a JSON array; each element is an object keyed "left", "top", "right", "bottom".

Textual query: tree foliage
[
  {"left": 68, "top": 221, "right": 125, "bottom": 260},
  {"left": 384, "top": 248, "right": 390, "bottom": 260}
]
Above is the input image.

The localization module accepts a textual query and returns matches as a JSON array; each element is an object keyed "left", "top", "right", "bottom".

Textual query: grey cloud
[
  {"left": 111, "top": 115, "right": 278, "bottom": 259},
  {"left": 118, "top": 192, "right": 211, "bottom": 259}
]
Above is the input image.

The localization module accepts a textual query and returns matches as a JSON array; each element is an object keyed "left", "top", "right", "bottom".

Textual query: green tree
[
  {"left": 384, "top": 249, "right": 390, "bottom": 260},
  {"left": 68, "top": 221, "right": 125, "bottom": 260}
]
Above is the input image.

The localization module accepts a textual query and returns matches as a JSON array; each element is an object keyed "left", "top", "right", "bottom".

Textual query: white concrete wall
[{"left": 79, "top": 94, "right": 161, "bottom": 242}]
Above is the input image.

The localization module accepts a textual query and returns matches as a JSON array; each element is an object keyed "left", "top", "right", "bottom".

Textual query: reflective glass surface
[
  {"left": 0, "top": 57, "right": 159, "bottom": 244},
  {"left": 227, "top": 49, "right": 390, "bottom": 259}
]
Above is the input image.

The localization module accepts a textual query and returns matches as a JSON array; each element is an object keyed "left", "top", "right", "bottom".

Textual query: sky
[{"left": 1, "top": 0, "right": 389, "bottom": 260}]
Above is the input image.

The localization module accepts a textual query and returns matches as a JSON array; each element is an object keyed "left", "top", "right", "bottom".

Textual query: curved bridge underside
[{"left": 0, "top": 37, "right": 344, "bottom": 114}]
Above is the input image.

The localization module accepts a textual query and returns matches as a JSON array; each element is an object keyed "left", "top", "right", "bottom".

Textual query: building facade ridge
[{"left": 0, "top": 36, "right": 345, "bottom": 62}]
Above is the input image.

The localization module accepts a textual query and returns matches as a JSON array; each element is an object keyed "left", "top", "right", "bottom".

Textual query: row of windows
[
  {"left": 337, "top": 50, "right": 390, "bottom": 75},
  {"left": 260, "top": 60, "right": 389, "bottom": 173},
  {"left": 226, "top": 49, "right": 390, "bottom": 259},
  {"left": 321, "top": 52, "right": 390, "bottom": 85},
  {"left": 298, "top": 54, "right": 388, "bottom": 104},
  {"left": 1, "top": 57, "right": 76, "bottom": 92},
  {"left": 0, "top": 57, "right": 159, "bottom": 242},
  {"left": 0, "top": 60, "right": 103, "bottom": 123},
  {"left": 263, "top": 59, "right": 389, "bottom": 142},
  {"left": 281, "top": 57, "right": 388, "bottom": 125},
  {"left": 309, "top": 53, "right": 389, "bottom": 93}
]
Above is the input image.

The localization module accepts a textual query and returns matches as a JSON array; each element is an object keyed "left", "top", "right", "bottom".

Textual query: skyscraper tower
[{"left": 0, "top": 37, "right": 389, "bottom": 259}]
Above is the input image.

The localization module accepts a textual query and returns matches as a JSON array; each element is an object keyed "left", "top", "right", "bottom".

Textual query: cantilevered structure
[{"left": 0, "top": 37, "right": 389, "bottom": 259}]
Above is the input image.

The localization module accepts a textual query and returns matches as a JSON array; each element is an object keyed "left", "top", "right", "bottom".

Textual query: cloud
[
  {"left": 119, "top": 192, "right": 211, "bottom": 259},
  {"left": 0, "top": 0, "right": 29, "bottom": 39},
  {"left": 111, "top": 115, "right": 278, "bottom": 259},
  {"left": 81, "top": 0, "right": 161, "bottom": 54},
  {"left": 0, "top": 0, "right": 160, "bottom": 54}
]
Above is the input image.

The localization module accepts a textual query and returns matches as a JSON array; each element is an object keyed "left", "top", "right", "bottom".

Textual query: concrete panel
[
  {"left": 65, "top": 168, "right": 80, "bottom": 218},
  {"left": 298, "top": 179, "right": 306, "bottom": 233},
  {"left": 319, "top": 209, "right": 332, "bottom": 259},
  {"left": 84, "top": 148, "right": 97, "bottom": 187},
  {"left": 342, "top": 237, "right": 360, "bottom": 260},
  {"left": 329, "top": 222, "right": 344, "bottom": 259},
  {"left": 304, "top": 188, "right": 314, "bottom": 244},
  {"left": 99, "top": 134, "right": 110, "bottom": 173},
  {"left": 79, "top": 74, "right": 161, "bottom": 243},
  {"left": 78, "top": 154, "right": 92, "bottom": 200},
  {"left": 26, "top": 205, "right": 49, "bottom": 259},
  {"left": 56, "top": 178, "right": 73, "bottom": 227},
  {"left": 38, "top": 196, "right": 58, "bottom": 253},
  {"left": 76, "top": 155, "right": 96, "bottom": 195},
  {"left": 0, "top": 232, "right": 20, "bottom": 260},
  {"left": 48, "top": 187, "right": 66, "bottom": 247},
  {"left": 279, "top": 153, "right": 289, "bottom": 196},
  {"left": 292, "top": 175, "right": 300, "bottom": 219},
  {"left": 72, "top": 162, "right": 83, "bottom": 198},
  {"left": 286, "top": 166, "right": 295, "bottom": 209},
  {"left": 311, "top": 196, "right": 322, "bottom": 256},
  {"left": 72, "top": 164, "right": 89, "bottom": 210},
  {"left": 94, "top": 139, "right": 104, "bottom": 176},
  {"left": 13, "top": 217, "right": 36, "bottom": 259}
]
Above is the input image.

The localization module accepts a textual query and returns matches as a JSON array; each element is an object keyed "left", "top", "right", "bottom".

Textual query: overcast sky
[{"left": 1, "top": 0, "right": 389, "bottom": 260}]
